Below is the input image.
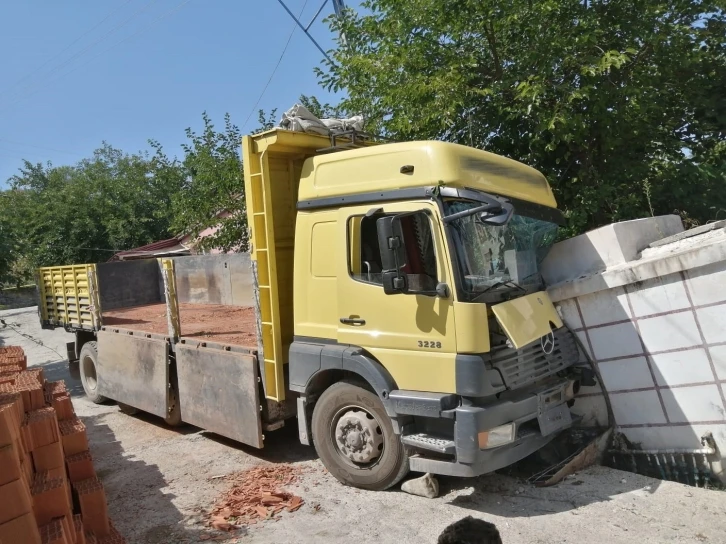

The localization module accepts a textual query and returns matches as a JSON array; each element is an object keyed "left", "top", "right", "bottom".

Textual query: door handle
[{"left": 340, "top": 317, "right": 366, "bottom": 326}]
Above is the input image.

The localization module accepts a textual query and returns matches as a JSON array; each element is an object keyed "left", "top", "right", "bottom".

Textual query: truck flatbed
[{"left": 103, "top": 303, "right": 258, "bottom": 348}]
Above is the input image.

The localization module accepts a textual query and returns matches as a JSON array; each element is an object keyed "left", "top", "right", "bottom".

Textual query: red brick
[
  {"left": 31, "top": 472, "right": 72, "bottom": 526},
  {"left": 21, "top": 449, "right": 35, "bottom": 483},
  {"left": 45, "top": 381, "right": 68, "bottom": 400},
  {"left": 0, "top": 390, "right": 25, "bottom": 424},
  {"left": 58, "top": 418, "right": 88, "bottom": 457},
  {"left": 33, "top": 439, "right": 65, "bottom": 472},
  {"left": 52, "top": 395, "right": 74, "bottom": 422},
  {"left": 0, "top": 441, "right": 22, "bottom": 485},
  {"left": 0, "top": 399, "right": 22, "bottom": 447},
  {"left": 65, "top": 450, "right": 95, "bottom": 483},
  {"left": 73, "top": 477, "right": 109, "bottom": 538},
  {"left": 16, "top": 381, "right": 45, "bottom": 412},
  {"left": 39, "top": 518, "right": 69, "bottom": 544},
  {"left": 26, "top": 408, "right": 60, "bottom": 449},
  {"left": 0, "top": 477, "right": 33, "bottom": 524},
  {"left": 0, "top": 512, "right": 41, "bottom": 544},
  {"left": 18, "top": 368, "right": 44, "bottom": 386},
  {"left": 62, "top": 513, "right": 76, "bottom": 544},
  {"left": 73, "top": 515, "right": 85, "bottom": 544}
]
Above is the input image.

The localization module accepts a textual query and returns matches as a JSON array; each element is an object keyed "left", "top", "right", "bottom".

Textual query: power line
[
  {"left": 1, "top": 0, "right": 161, "bottom": 109},
  {"left": 0, "top": 0, "right": 135, "bottom": 100},
  {"left": 0, "top": 0, "right": 193, "bottom": 116},
  {"left": 241, "top": 0, "right": 310, "bottom": 130}
]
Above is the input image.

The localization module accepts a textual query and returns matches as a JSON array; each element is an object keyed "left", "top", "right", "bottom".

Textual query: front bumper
[{"left": 409, "top": 378, "right": 577, "bottom": 478}]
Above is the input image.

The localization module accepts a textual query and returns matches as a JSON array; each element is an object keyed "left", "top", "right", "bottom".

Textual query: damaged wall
[{"left": 544, "top": 217, "right": 726, "bottom": 474}]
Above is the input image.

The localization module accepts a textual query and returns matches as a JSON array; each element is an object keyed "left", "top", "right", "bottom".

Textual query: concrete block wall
[{"left": 545, "top": 217, "right": 726, "bottom": 460}]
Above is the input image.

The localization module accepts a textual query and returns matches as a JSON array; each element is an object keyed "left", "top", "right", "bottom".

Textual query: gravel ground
[{"left": 2, "top": 306, "right": 725, "bottom": 544}]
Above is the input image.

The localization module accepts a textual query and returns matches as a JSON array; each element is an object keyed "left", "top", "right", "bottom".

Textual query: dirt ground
[
  {"left": 2, "top": 306, "right": 726, "bottom": 544},
  {"left": 103, "top": 303, "right": 258, "bottom": 348}
]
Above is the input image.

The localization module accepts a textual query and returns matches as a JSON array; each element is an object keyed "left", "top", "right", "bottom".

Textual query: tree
[
  {"left": 152, "top": 112, "right": 247, "bottom": 253},
  {"left": 1, "top": 145, "right": 179, "bottom": 283},
  {"left": 320, "top": 0, "right": 726, "bottom": 234}
]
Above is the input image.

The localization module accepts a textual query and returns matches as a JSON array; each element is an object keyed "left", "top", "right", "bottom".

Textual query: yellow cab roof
[
  {"left": 245, "top": 128, "right": 557, "bottom": 209},
  {"left": 299, "top": 139, "right": 557, "bottom": 208}
]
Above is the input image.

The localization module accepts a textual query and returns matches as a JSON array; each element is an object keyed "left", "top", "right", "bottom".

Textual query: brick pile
[{"left": 0, "top": 346, "right": 125, "bottom": 544}]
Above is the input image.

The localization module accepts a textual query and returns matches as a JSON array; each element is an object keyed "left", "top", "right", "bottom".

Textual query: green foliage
[
  {"left": 321, "top": 0, "right": 726, "bottom": 234},
  {"left": 0, "top": 146, "right": 180, "bottom": 286},
  {"left": 151, "top": 112, "right": 247, "bottom": 253}
]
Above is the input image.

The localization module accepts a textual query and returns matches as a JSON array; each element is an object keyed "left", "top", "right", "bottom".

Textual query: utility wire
[
  {"left": 0, "top": 0, "right": 135, "bottom": 100},
  {"left": 1, "top": 0, "right": 161, "bottom": 109},
  {"left": 0, "top": 0, "right": 193, "bottom": 116},
  {"left": 241, "top": 0, "right": 310, "bottom": 130}
]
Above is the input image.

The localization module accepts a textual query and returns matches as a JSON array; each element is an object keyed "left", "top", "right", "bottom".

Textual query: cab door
[{"left": 337, "top": 201, "right": 458, "bottom": 393}]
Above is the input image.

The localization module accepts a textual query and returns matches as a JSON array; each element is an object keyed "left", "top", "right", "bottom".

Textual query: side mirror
[{"left": 376, "top": 216, "right": 409, "bottom": 295}]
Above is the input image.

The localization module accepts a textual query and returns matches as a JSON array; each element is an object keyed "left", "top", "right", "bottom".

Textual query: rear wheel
[
  {"left": 79, "top": 341, "right": 107, "bottom": 404},
  {"left": 311, "top": 381, "right": 409, "bottom": 491}
]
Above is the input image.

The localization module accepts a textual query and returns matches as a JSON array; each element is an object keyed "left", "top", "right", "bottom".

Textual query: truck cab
[{"left": 244, "top": 130, "right": 582, "bottom": 489}]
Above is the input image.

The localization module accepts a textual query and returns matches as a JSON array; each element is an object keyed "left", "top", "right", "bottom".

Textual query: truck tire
[
  {"left": 311, "top": 380, "right": 409, "bottom": 491},
  {"left": 79, "top": 341, "right": 107, "bottom": 404}
]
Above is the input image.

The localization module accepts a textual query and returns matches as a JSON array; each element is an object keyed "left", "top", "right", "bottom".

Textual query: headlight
[{"left": 478, "top": 423, "right": 515, "bottom": 449}]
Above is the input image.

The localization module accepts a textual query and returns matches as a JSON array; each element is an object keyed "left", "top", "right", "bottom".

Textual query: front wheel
[
  {"left": 311, "top": 381, "right": 409, "bottom": 490},
  {"left": 79, "top": 341, "right": 107, "bottom": 404}
]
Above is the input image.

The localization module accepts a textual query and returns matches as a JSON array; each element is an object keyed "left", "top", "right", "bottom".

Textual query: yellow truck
[{"left": 37, "top": 128, "right": 586, "bottom": 490}]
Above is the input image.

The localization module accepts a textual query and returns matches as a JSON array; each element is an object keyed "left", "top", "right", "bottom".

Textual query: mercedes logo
[{"left": 541, "top": 332, "right": 555, "bottom": 355}]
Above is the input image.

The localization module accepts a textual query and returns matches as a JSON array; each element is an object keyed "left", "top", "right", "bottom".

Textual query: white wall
[{"left": 544, "top": 218, "right": 726, "bottom": 467}]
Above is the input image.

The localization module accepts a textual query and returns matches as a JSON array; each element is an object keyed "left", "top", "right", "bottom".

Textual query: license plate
[{"left": 537, "top": 403, "right": 572, "bottom": 436}]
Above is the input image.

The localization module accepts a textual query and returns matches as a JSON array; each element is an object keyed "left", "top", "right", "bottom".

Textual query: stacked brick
[{"left": 0, "top": 346, "right": 125, "bottom": 544}]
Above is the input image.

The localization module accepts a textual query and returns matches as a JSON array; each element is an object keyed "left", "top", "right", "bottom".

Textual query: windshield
[{"left": 444, "top": 199, "right": 559, "bottom": 297}]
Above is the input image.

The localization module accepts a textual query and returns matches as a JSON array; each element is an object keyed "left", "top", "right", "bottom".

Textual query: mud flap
[
  {"left": 176, "top": 343, "right": 263, "bottom": 448},
  {"left": 97, "top": 329, "right": 170, "bottom": 418}
]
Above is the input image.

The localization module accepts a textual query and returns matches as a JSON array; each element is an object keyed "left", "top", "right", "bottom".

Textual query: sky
[{"left": 0, "top": 0, "right": 360, "bottom": 187}]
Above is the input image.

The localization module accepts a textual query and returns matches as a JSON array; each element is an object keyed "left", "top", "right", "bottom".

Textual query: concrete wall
[
  {"left": 97, "top": 260, "right": 162, "bottom": 310},
  {"left": 544, "top": 218, "right": 726, "bottom": 467},
  {"left": 0, "top": 286, "right": 37, "bottom": 310},
  {"left": 171, "top": 253, "right": 254, "bottom": 307}
]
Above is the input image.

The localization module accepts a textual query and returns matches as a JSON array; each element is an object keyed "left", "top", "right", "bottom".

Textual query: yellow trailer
[{"left": 39, "top": 128, "right": 589, "bottom": 490}]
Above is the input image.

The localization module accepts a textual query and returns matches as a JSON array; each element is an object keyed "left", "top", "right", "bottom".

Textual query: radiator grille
[{"left": 489, "top": 329, "right": 579, "bottom": 389}]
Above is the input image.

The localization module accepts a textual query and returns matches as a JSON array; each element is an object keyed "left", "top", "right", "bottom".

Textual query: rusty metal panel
[
  {"left": 97, "top": 329, "right": 169, "bottom": 418},
  {"left": 176, "top": 342, "right": 263, "bottom": 448}
]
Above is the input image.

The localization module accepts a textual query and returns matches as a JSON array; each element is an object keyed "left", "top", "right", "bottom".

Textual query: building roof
[{"left": 109, "top": 237, "right": 190, "bottom": 261}]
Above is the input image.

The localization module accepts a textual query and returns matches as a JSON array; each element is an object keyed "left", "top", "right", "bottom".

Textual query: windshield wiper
[{"left": 470, "top": 280, "right": 526, "bottom": 303}]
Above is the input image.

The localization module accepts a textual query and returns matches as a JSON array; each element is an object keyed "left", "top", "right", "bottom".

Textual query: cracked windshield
[{"left": 445, "top": 200, "right": 559, "bottom": 294}]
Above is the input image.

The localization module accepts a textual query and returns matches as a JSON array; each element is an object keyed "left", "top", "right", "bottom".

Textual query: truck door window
[{"left": 348, "top": 212, "right": 438, "bottom": 293}]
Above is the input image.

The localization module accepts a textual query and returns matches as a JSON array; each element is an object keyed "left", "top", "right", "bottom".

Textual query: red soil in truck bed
[{"left": 102, "top": 303, "right": 258, "bottom": 348}]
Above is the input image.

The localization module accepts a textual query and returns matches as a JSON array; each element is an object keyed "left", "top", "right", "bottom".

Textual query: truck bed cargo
[{"left": 102, "top": 303, "right": 257, "bottom": 348}]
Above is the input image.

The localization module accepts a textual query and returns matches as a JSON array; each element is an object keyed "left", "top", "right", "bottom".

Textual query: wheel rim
[
  {"left": 82, "top": 354, "right": 98, "bottom": 391},
  {"left": 331, "top": 405, "right": 385, "bottom": 468}
]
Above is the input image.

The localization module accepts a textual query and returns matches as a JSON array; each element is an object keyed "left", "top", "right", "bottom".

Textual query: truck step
[{"left": 401, "top": 433, "right": 456, "bottom": 455}]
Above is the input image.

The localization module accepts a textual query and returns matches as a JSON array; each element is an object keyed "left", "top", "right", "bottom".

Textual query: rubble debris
[{"left": 207, "top": 464, "right": 305, "bottom": 530}]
